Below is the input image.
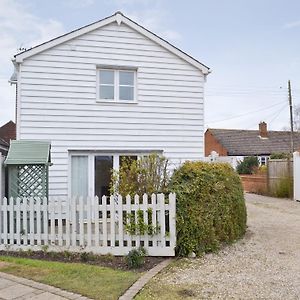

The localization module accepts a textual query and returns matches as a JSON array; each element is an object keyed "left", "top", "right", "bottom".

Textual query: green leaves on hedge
[{"left": 170, "top": 161, "right": 247, "bottom": 256}]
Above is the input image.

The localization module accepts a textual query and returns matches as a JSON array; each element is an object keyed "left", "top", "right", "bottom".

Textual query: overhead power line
[{"left": 206, "top": 100, "right": 287, "bottom": 124}]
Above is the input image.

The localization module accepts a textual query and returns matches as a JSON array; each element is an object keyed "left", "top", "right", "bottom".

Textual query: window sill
[{"left": 96, "top": 100, "right": 138, "bottom": 105}]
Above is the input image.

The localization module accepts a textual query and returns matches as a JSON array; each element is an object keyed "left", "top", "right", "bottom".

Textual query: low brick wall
[{"left": 240, "top": 175, "right": 267, "bottom": 194}]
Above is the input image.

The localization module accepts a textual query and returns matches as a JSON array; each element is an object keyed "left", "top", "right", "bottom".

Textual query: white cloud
[
  {"left": 110, "top": 0, "right": 182, "bottom": 43},
  {"left": 0, "top": 0, "right": 65, "bottom": 124},
  {"left": 124, "top": 9, "right": 182, "bottom": 43},
  {"left": 63, "top": 0, "right": 95, "bottom": 8},
  {"left": 283, "top": 20, "right": 300, "bottom": 29},
  {"left": 112, "top": 0, "right": 152, "bottom": 6}
]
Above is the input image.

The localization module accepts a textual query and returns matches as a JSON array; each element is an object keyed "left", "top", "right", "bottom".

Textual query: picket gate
[{"left": 0, "top": 194, "right": 176, "bottom": 256}]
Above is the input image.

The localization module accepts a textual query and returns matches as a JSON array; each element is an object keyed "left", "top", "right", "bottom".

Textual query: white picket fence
[
  {"left": 0, "top": 153, "right": 4, "bottom": 200},
  {"left": 0, "top": 194, "right": 176, "bottom": 256}
]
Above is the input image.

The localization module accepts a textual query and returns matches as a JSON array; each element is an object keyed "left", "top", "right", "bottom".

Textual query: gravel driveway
[{"left": 137, "top": 193, "right": 300, "bottom": 299}]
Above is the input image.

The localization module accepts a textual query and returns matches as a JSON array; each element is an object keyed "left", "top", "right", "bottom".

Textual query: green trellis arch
[{"left": 4, "top": 140, "right": 51, "bottom": 198}]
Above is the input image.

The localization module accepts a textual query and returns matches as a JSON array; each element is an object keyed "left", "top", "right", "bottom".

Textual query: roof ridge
[{"left": 208, "top": 128, "right": 300, "bottom": 134}]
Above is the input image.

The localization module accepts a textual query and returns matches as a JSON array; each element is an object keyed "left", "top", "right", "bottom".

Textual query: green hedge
[{"left": 170, "top": 161, "right": 247, "bottom": 256}]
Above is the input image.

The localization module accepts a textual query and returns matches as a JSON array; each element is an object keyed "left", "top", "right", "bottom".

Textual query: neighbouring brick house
[
  {"left": 0, "top": 139, "right": 9, "bottom": 156},
  {"left": 205, "top": 122, "right": 300, "bottom": 166},
  {"left": 0, "top": 121, "right": 16, "bottom": 155},
  {"left": 0, "top": 121, "right": 16, "bottom": 198}
]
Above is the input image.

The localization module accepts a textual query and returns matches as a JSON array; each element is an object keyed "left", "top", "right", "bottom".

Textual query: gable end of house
[{"left": 13, "top": 11, "right": 210, "bottom": 75}]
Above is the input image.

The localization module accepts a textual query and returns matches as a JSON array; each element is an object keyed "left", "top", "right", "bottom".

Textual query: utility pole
[{"left": 288, "top": 80, "right": 294, "bottom": 153}]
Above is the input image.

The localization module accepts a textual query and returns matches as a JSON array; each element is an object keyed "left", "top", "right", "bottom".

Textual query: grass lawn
[{"left": 0, "top": 256, "right": 140, "bottom": 300}]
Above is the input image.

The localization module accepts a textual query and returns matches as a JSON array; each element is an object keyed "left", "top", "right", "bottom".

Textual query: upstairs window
[
  {"left": 99, "top": 70, "right": 114, "bottom": 100},
  {"left": 98, "top": 69, "right": 136, "bottom": 102}
]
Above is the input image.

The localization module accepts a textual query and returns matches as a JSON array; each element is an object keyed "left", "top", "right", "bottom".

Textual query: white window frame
[
  {"left": 96, "top": 67, "right": 137, "bottom": 103},
  {"left": 259, "top": 156, "right": 269, "bottom": 166},
  {"left": 68, "top": 151, "right": 152, "bottom": 198}
]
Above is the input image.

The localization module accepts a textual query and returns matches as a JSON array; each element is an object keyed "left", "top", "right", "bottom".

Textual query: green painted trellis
[{"left": 4, "top": 140, "right": 51, "bottom": 199}]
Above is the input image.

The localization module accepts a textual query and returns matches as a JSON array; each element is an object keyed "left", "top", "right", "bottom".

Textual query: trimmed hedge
[{"left": 170, "top": 161, "right": 247, "bottom": 256}]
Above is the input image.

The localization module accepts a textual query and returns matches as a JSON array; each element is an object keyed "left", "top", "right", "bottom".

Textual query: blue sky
[{"left": 1, "top": 0, "right": 300, "bottom": 130}]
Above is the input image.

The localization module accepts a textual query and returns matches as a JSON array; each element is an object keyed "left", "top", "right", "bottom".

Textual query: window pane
[
  {"left": 94, "top": 156, "right": 113, "bottom": 199},
  {"left": 71, "top": 156, "right": 88, "bottom": 197},
  {"left": 119, "top": 86, "right": 134, "bottom": 100},
  {"left": 100, "top": 85, "right": 114, "bottom": 99},
  {"left": 100, "top": 70, "right": 114, "bottom": 84},
  {"left": 119, "top": 71, "right": 134, "bottom": 85}
]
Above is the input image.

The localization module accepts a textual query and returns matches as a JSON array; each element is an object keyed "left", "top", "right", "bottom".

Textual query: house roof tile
[{"left": 208, "top": 128, "right": 300, "bottom": 156}]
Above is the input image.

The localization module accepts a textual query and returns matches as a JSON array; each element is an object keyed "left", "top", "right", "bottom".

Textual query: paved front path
[
  {"left": 119, "top": 259, "right": 173, "bottom": 300},
  {"left": 0, "top": 272, "right": 90, "bottom": 300},
  {"left": 137, "top": 193, "right": 300, "bottom": 299}
]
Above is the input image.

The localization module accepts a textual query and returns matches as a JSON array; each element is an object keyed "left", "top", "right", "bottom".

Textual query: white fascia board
[{"left": 14, "top": 12, "right": 210, "bottom": 74}]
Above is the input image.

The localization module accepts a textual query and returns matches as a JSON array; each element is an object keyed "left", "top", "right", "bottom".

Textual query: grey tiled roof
[
  {"left": 208, "top": 128, "right": 300, "bottom": 156},
  {"left": 0, "top": 138, "right": 9, "bottom": 155}
]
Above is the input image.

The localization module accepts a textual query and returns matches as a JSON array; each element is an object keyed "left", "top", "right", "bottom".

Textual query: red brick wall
[
  {"left": 0, "top": 121, "right": 16, "bottom": 144},
  {"left": 240, "top": 175, "right": 268, "bottom": 194},
  {"left": 205, "top": 129, "right": 228, "bottom": 156}
]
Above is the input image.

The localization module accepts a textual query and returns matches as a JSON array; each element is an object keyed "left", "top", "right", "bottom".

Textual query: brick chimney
[{"left": 259, "top": 121, "right": 268, "bottom": 138}]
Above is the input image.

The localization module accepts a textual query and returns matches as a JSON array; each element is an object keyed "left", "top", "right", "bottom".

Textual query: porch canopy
[
  {"left": 5, "top": 140, "right": 51, "bottom": 166},
  {"left": 4, "top": 140, "right": 51, "bottom": 198}
]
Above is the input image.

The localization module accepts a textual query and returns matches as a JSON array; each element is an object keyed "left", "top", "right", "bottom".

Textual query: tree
[
  {"left": 110, "top": 153, "right": 170, "bottom": 196},
  {"left": 236, "top": 156, "right": 259, "bottom": 174}
]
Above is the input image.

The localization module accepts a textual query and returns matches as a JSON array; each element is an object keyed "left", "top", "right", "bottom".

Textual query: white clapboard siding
[
  {"left": 18, "top": 21, "right": 205, "bottom": 198},
  {"left": 0, "top": 194, "right": 176, "bottom": 256}
]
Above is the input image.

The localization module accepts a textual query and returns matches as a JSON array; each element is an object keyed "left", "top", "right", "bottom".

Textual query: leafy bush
[
  {"left": 111, "top": 153, "right": 170, "bottom": 196},
  {"left": 273, "top": 176, "right": 293, "bottom": 198},
  {"left": 125, "top": 247, "right": 146, "bottom": 269},
  {"left": 257, "top": 165, "right": 267, "bottom": 174},
  {"left": 80, "top": 252, "right": 90, "bottom": 262},
  {"left": 270, "top": 153, "right": 291, "bottom": 159},
  {"left": 236, "top": 156, "right": 259, "bottom": 174},
  {"left": 170, "top": 161, "right": 247, "bottom": 256}
]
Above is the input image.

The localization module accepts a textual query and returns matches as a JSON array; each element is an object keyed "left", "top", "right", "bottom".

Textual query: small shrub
[
  {"left": 41, "top": 245, "right": 49, "bottom": 254},
  {"left": 110, "top": 153, "right": 170, "bottom": 196},
  {"left": 48, "top": 251, "right": 60, "bottom": 259},
  {"left": 102, "top": 253, "right": 114, "bottom": 262},
  {"left": 273, "top": 176, "right": 293, "bottom": 198},
  {"left": 236, "top": 156, "right": 259, "bottom": 174},
  {"left": 125, "top": 247, "right": 146, "bottom": 269},
  {"left": 62, "top": 250, "right": 73, "bottom": 261},
  {"left": 257, "top": 165, "right": 267, "bottom": 174},
  {"left": 170, "top": 161, "right": 247, "bottom": 256},
  {"left": 80, "top": 252, "right": 95, "bottom": 262},
  {"left": 270, "top": 153, "right": 291, "bottom": 159},
  {"left": 26, "top": 249, "right": 33, "bottom": 257}
]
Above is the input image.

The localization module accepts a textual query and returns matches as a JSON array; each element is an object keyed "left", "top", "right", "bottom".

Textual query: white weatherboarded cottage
[{"left": 11, "top": 12, "right": 210, "bottom": 199}]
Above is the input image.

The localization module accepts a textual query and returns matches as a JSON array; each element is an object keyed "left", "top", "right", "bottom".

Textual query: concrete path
[
  {"left": 119, "top": 259, "right": 173, "bottom": 300},
  {"left": 0, "top": 272, "right": 90, "bottom": 300}
]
